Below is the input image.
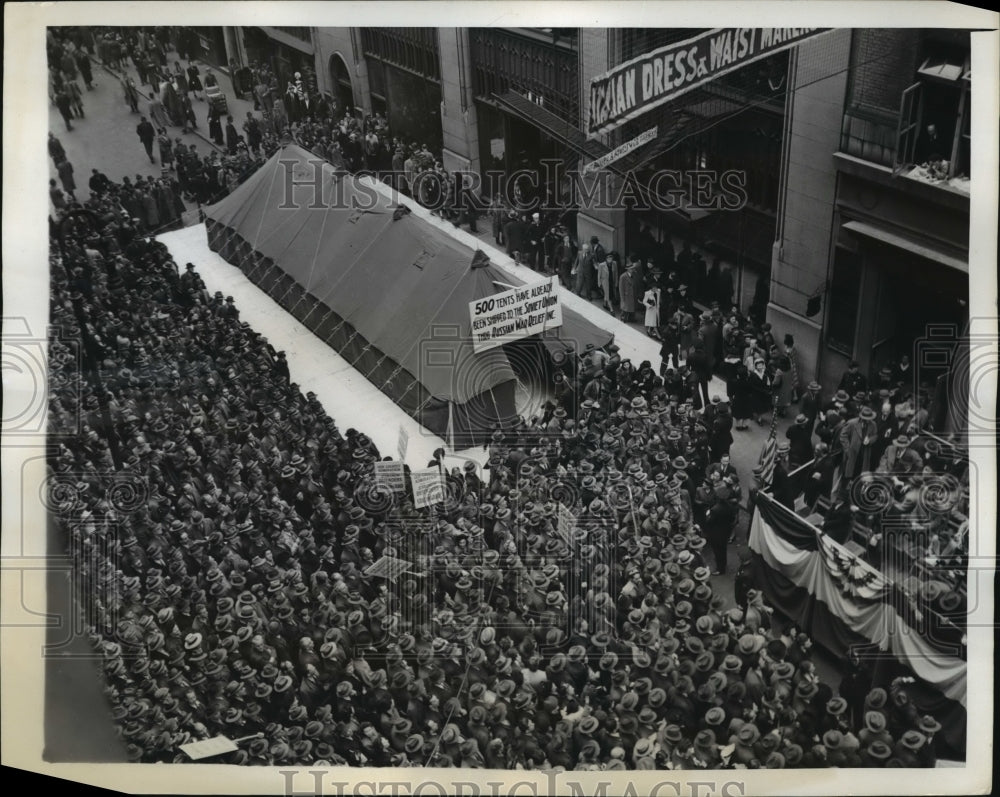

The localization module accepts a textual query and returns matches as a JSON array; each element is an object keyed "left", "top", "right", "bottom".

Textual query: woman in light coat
[
  {"left": 643, "top": 286, "right": 661, "bottom": 337},
  {"left": 596, "top": 255, "right": 612, "bottom": 312}
]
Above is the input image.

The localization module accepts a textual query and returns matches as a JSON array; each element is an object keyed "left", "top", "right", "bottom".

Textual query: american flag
[{"left": 758, "top": 395, "right": 781, "bottom": 487}]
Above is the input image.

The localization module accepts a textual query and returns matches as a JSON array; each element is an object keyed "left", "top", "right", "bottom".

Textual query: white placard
[
  {"left": 556, "top": 503, "right": 576, "bottom": 544},
  {"left": 411, "top": 467, "right": 445, "bottom": 509},
  {"left": 364, "top": 555, "right": 413, "bottom": 581},
  {"left": 374, "top": 461, "right": 407, "bottom": 492},
  {"left": 179, "top": 735, "right": 239, "bottom": 760},
  {"left": 470, "top": 276, "right": 563, "bottom": 354}
]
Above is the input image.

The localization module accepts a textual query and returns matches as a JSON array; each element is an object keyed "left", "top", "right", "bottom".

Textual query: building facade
[
  {"left": 770, "top": 28, "right": 970, "bottom": 390},
  {"left": 227, "top": 27, "right": 971, "bottom": 396}
]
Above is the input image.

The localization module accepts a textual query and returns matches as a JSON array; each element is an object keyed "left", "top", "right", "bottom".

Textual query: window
[
  {"left": 827, "top": 247, "right": 862, "bottom": 354},
  {"left": 894, "top": 33, "right": 971, "bottom": 179},
  {"left": 521, "top": 28, "right": 578, "bottom": 49},
  {"left": 469, "top": 28, "right": 579, "bottom": 124},
  {"left": 619, "top": 29, "right": 710, "bottom": 63},
  {"left": 844, "top": 30, "right": 971, "bottom": 180},
  {"left": 894, "top": 82, "right": 922, "bottom": 172},
  {"left": 360, "top": 28, "right": 441, "bottom": 81}
]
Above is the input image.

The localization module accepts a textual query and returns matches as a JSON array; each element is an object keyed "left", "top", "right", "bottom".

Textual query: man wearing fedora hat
[
  {"left": 800, "top": 380, "right": 823, "bottom": 428},
  {"left": 915, "top": 715, "right": 940, "bottom": 767},
  {"left": 786, "top": 413, "right": 814, "bottom": 468},
  {"left": 877, "top": 433, "right": 922, "bottom": 477},
  {"left": 835, "top": 405, "right": 878, "bottom": 496},
  {"left": 870, "top": 396, "right": 902, "bottom": 464},
  {"left": 839, "top": 358, "right": 869, "bottom": 394},
  {"left": 703, "top": 486, "right": 736, "bottom": 576}
]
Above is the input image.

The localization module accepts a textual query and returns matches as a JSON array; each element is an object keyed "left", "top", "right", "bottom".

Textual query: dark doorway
[
  {"left": 505, "top": 113, "right": 561, "bottom": 204},
  {"left": 876, "top": 250, "right": 968, "bottom": 391},
  {"left": 328, "top": 53, "right": 355, "bottom": 118}
]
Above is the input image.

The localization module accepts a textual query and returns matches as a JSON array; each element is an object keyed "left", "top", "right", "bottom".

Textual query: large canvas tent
[{"left": 204, "top": 144, "right": 611, "bottom": 447}]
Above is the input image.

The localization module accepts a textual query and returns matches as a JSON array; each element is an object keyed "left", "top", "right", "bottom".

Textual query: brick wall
[{"left": 848, "top": 29, "right": 921, "bottom": 118}]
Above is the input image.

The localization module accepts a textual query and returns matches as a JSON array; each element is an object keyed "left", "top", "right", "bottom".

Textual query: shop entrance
[
  {"left": 503, "top": 113, "right": 563, "bottom": 208},
  {"left": 243, "top": 27, "right": 314, "bottom": 90},
  {"left": 871, "top": 249, "right": 968, "bottom": 390}
]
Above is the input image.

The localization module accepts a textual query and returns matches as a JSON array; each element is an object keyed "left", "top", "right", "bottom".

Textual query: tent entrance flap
[{"left": 445, "top": 381, "right": 519, "bottom": 449}]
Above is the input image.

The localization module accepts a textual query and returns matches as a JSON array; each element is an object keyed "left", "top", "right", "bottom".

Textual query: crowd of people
[
  {"left": 48, "top": 119, "right": 272, "bottom": 234},
  {"left": 47, "top": 188, "right": 956, "bottom": 768},
  {"left": 47, "top": 25, "right": 284, "bottom": 215},
  {"left": 768, "top": 367, "right": 971, "bottom": 623},
  {"left": 43, "top": 22, "right": 963, "bottom": 771}
]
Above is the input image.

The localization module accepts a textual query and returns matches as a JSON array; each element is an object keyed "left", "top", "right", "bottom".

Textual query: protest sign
[
  {"left": 470, "top": 276, "right": 562, "bottom": 354},
  {"left": 411, "top": 467, "right": 445, "bottom": 509},
  {"left": 180, "top": 733, "right": 262, "bottom": 761},
  {"left": 364, "top": 555, "right": 413, "bottom": 581},
  {"left": 374, "top": 460, "right": 406, "bottom": 492}
]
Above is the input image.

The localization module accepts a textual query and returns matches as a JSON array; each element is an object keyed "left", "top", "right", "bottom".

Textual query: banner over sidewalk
[{"left": 587, "top": 28, "right": 831, "bottom": 137}]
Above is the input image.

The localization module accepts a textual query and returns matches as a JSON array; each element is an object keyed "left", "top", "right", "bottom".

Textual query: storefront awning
[
  {"left": 493, "top": 89, "right": 759, "bottom": 177},
  {"left": 491, "top": 90, "right": 608, "bottom": 161},
  {"left": 492, "top": 90, "right": 695, "bottom": 182},
  {"left": 842, "top": 220, "right": 968, "bottom": 274},
  {"left": 257, "top": 26, "right": 315, "bottom": 55}
]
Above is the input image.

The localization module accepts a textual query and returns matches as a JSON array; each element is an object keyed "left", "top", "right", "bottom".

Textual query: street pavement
[{"left": 48, "top": 52, "right": 253, "bottom": 208}]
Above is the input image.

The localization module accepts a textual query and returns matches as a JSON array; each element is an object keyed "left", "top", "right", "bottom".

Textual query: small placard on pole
[
  {"left": 411, "top": 467, "right": 445, "bottom": 509},
  {"left": 180, "top": 734, "right": 260, "bottom": 761},
  {"left": 374, "top": 461, "right": 406, "bottom": 492},
  {"left": 556, "top": 503, "right": 576, "bottom": 545},
  {"left": 364, "top": 555, "right": 413, "bottom": 581}
]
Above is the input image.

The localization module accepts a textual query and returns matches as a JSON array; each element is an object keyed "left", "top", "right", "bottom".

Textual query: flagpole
[{"left": 758, "top": 394, "right": 781, "bottom": 489}]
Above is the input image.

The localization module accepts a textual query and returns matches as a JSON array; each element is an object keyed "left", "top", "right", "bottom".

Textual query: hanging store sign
[
  {"left": 586, "top": 28, "right": 831, "bottom": 138},
  {"left": 470, "top": 276, "right": 563, "bottom": 354},
  {"left": 582, "top": 127, "right": 658, "bottom": 174}
]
